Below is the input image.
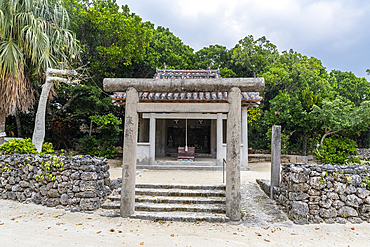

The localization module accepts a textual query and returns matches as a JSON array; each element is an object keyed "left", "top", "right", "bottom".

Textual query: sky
[{"left": 117, "top": 0, "right": 370, "bottom": 80}]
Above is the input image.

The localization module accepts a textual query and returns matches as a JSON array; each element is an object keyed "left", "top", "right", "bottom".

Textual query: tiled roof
[
  {"left": 111, "top": 91, "right": 261, "bottom": 104},
  {"left": 110, "top": 69, "right": 262, "bottom": 106}
]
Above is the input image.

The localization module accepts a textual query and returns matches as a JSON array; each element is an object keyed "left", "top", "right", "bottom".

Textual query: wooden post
[
  {"left": 120, "top": 87, "right": 139, "bottom": 217},
  {"left": 226, "top": 87, "right": 241, "bottom": 221},
  {"left": 270, "top": 125, "right": 281, "bottom": 199}
]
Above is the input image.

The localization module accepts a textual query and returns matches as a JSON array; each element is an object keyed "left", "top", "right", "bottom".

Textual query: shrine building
[{"left": 109, "top": 68, "right": 262, "bottom": 170}]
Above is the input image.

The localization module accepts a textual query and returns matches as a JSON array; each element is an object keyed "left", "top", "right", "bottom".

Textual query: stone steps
[
  {"left": 136, "top": 165, "right": 224, "bottom": 171},
  {"left": 132, "top": 211, "right": 229, "bottom": 222},
  {"left": 127, "top": 188, "right": 226, "bottom": 197},
  {"left": 101, "top": 183, "right": 227, "bottom": 222},
  {"left": 108, "top": 195, "right": 225, "bottom": 204},
  {"left": 135, "top": 183, "right": 225, "bottom": 190},
  {"left": 103, "top": 202, "right": 225, "bottom": 213}
]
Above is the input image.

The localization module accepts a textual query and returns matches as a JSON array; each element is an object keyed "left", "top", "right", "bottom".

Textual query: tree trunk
[
  {"left": 32, "top": 68, "right": 77, "bottom": 153},
  {"left": 89, "top": 120, "right": 93, "bottom": 136},
  {"left": 302, "top": 134, "right": 308, "bottom": 156},
  {"left": 310, "top": 136, "right": 316, "bottom": 155},
  {"left": 320, "top": 129, "right": 342, "bottom": 147},
  {"left": 0, "top": 110, "right": 6, "bottom": 145},
  {"left": 32, "top": 82, "right": 53, "bottom": 152},
  {"left": 15, "top": 112, "right": 22, "bottom": 137}
]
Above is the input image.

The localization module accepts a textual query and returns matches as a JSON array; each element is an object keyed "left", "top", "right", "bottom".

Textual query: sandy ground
[{"left": 1, "top": 162, "right": 370, "bottom": 246}]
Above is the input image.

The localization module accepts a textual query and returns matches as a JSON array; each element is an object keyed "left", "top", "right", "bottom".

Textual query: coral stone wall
[
  {"left": 275, "top": 163, "right": 370, "bottom": 224},
  {"left": 357, "top": 149, "right": 370, "bottom": 160},
  {"left": 0, "top": 154, "right": 111, "bottom": 212}
]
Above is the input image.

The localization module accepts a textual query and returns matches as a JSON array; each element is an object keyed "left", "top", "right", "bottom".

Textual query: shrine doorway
[{"left": 165, "top": 119, "right": 211, "bottom": 157}]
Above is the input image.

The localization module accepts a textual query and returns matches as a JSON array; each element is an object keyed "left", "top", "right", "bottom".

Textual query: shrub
[
  {"left": 41, "top": 142, "right": 55, "bottom": 154},
  {"left": 79, "top": 135, "right": 99, "bottom": 156},
  {"left": 79, "top": 113, "right": 121, "bottom": 159},
  {"left": 0, "top": 138, "right": 54, "bottom": 155},
  {"left": 315, "top": 135, "right": 360, "bottom": 165}
]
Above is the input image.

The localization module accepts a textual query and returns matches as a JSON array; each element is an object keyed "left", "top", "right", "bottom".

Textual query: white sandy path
[{"left": 0, "top": 162, "right": 369, "bottom": 246}]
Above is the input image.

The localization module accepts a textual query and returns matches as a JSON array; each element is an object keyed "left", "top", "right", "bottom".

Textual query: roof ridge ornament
[{"left": 153, "top": 67, "right": 221, "bottom": 79}]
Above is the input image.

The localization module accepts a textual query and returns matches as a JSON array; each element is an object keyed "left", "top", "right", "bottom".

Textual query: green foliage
[
  {"left": 79, "top": 113, "right": 121, "bottom": 158},
  {"left": 0, "top": 139, "right": 37, "bottom": 154},
  {"left": 41, "top": 142, "right": 55, "bottom": 155},
  {"left": 360, "top": 173, "right": 370, "bottom": 189},
  {"left": 34, "top": 156, "right": 64, "bottom": 181},
  {"left": 146, "top": 26, "right": 196, "bottom": 70},
  {"left": 315, "top": 135, "right": 359, "bottom": 165},
  {"left": 0, "top": 0, "right": 79, "bottom": 115},
  {"left": 330, "top": 70, "right": 370, "bottom": 106},
  {"left": 63, "top": 0, "right": 153, "bottom": 83},
  {"left": 195, "top": 44, "right": 234, "bottom": 76},
  {"left": 232, "top": 35, "right": 278, "bottom": 78},
  {"left": 219, "top": 67, "right": 236, "bottom": 78},
  {"left": 41, "top": 0, "right": 148, "bottom": 150},
  {"left": 0, "top": 138, "right": 54, "bottom": 155},
  {"left": 90, "top": 113, "right": 121, "bottom": 144},
  {"left": 311, "top": 97, "right": 370, "bottom": 149},
  {"left": 48, "top": 80, "right": 119, "bottom": 149},
  {"left": 247, "top": 107, "right": 267, "bottom": 150},
  {"left": 79, "top": 135, "right": 99, "bottom": 156},
  {"left": 311, "top": 96, "right": 354, "bottom": 133}
]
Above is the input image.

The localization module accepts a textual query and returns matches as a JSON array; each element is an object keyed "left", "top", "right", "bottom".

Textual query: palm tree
[{"left": 0, "top": 0, "right": 79, "bottom": 144}]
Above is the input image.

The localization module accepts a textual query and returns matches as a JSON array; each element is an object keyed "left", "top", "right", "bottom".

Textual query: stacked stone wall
[
  {"left": 275, "top": 163, "right": 370, "bottom": 224},
  {"left": 357, "top": 149, "right": 370, "bottom": 160},
  {"left": 0, "top": 154, "right": 111, "bottom": 212}
]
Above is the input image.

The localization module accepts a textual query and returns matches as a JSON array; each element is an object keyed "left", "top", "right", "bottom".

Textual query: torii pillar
[{"left": 103, "top": 78, "right": 265, "bottom": 221}]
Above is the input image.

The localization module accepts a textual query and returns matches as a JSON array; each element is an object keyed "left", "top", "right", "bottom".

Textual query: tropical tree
[
  {"left": 146, "top": 26, "right": 196, "bottom": 70},
  {"left": 195, "top": 45, "right": 236, "bottom": 78},
  {"left": 231, "top": 35, "right": 278, "bottom": 78},
  {"left": 0, "top": 0, "right": 79, "bottom": 144},
  {"left": 310, "top": 96, "right": 370, "bottom": 148},
  {"left": 63, "top": 0, "right": 153, "bottom": 81},
  {"left": 329, "top": 70, "right": 370, "bottom": 106},
  {"left": 260, "top": 50, "right": 334, "bottom": 154}
]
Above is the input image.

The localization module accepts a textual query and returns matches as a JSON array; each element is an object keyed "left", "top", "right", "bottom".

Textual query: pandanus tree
[{"left": 0, "top": 0, "right": 79, "bottom": 145}]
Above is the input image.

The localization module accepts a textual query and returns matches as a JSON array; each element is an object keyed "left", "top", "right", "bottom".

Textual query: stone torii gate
[{"left": 103, "top": 78, "right": 265, "bottom": 221}]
